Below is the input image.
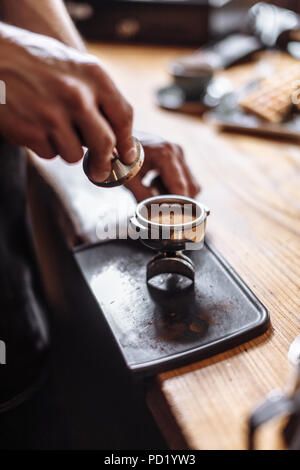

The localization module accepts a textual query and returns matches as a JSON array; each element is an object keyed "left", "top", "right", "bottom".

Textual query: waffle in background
[{"left": 239, "top": 64, "right": 300, "bottom": 123}]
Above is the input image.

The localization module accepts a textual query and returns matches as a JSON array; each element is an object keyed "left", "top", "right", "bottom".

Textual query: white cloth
[{"left": 29, "top": 152, "right": 137, "bottom": 245}]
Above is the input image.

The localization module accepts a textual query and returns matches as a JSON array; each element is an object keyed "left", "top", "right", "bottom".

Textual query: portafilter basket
[{"left": 129, "top": 195, "right": 210, "bottom": 282}]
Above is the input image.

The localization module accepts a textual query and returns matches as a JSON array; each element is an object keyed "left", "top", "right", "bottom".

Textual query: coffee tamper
[{"left": 83, "top": 137, "right": 144, "bottom": 187}]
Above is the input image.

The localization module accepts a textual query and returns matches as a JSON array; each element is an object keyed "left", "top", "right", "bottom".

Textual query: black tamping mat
[{"left": 74, "top": 239, "right": 269, "bottom": 377}]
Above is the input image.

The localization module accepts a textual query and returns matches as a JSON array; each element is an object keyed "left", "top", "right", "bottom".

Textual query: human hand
[
  {"left": 0, "top": 23, "right": 135, "bottom": 181},
  {"left": 125, "top": 131, "right": 200, "bottom": 201}
]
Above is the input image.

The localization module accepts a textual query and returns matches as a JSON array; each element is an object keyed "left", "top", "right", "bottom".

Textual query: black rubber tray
[{"left": 74, "top": 239, "right": 269, "bottom": 376}]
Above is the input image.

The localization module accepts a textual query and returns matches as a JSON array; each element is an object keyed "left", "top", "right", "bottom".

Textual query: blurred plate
[
  {"left": 204, "top": 83, "right": 300, "bottom": 141},
  {"left": 156, "top": 77, "right": 233, "bottom": 114},
  {"left": 156, "top": 84, "right": 207, "bottom": 113}
]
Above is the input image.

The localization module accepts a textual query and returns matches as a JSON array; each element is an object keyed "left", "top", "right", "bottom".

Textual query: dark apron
[{"left": 0, "top": 139, "right": 49, "bottom": 411}]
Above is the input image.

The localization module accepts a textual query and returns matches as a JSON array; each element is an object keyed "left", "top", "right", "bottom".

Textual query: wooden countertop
[{"left": 88, "top": 43, "right": 300, "bottom": 450}]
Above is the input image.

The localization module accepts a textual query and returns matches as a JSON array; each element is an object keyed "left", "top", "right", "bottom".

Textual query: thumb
[{"left": 125, "top": 176, "right": 153, "bottom": 202}]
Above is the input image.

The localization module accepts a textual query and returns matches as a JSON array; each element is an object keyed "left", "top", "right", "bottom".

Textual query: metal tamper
[{"left": 83, "top": 137, "right": 144, "bottom": 188}]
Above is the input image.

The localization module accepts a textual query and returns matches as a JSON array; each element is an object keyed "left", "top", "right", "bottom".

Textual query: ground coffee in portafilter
[{"left": 147, "top": 203, "right": 197, "bottom": 226}]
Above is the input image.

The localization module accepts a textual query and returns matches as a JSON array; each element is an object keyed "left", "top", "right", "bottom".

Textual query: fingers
[
  {"left": 164, "top": 155, "right": 189, "bottom": 196},
  {"left": 176, "top": 146, "right": 201, "bottom": 197},
  {"left": 125, "top": 176, "right": 153, "bottom": 202},
  {"left": 0, "top": 112, "right": 57, "bottom": 159},
  {"left": 76, "top": 104, "right": 116, "bottom": 181},
  {"left": 137, "top": 142, "right": 200, "bottom": 198},
  {"left": 29, "top": 139, "right": 57, "bottom": 159},
  {"left": 147, "top": 143, "right": 189, "bottom": 196},
  {"left": 10, "top": 99, "right": 84, "bottom": 162},
  {"left": 102, "top": 93, "right": 136, "bottom": 165},
  {"left": 35, "top": 109, "right": 84, "bottom": 162},
  {"left": 49, "top": 119, "right": 84, "bottom": 164},
  {"left": 50, "top": 79, "right": 116, "bottom": 174},
  {"left": 93, "top": 68, "right": 136, "bottom": 165},
  {"left": 51, "top": 74, "right": 117, "bottom": 176}
]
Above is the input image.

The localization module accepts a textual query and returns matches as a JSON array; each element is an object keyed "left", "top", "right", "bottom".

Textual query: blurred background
[{"left": 64, "top": 0, "right": 300, "bottom": 45}]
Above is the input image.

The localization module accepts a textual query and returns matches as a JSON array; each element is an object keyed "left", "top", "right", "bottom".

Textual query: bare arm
[
  {"left": 0, "top": 21, "right": 136, "bottom": 180},
  {"left": 0, "top": 0, "right": 198, "bottom": 196},
  {"left": 0, "top": 0, "right": 85, "bottom": 50}
]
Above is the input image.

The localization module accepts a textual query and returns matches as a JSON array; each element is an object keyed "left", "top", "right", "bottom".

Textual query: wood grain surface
[{"left": 88, "top": 44, "right": 300, "bottom": 450}]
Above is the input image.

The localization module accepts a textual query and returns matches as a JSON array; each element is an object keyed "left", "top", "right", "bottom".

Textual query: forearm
[{"left": 0, "top": 0, "right": 85, "bottom": 51}]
